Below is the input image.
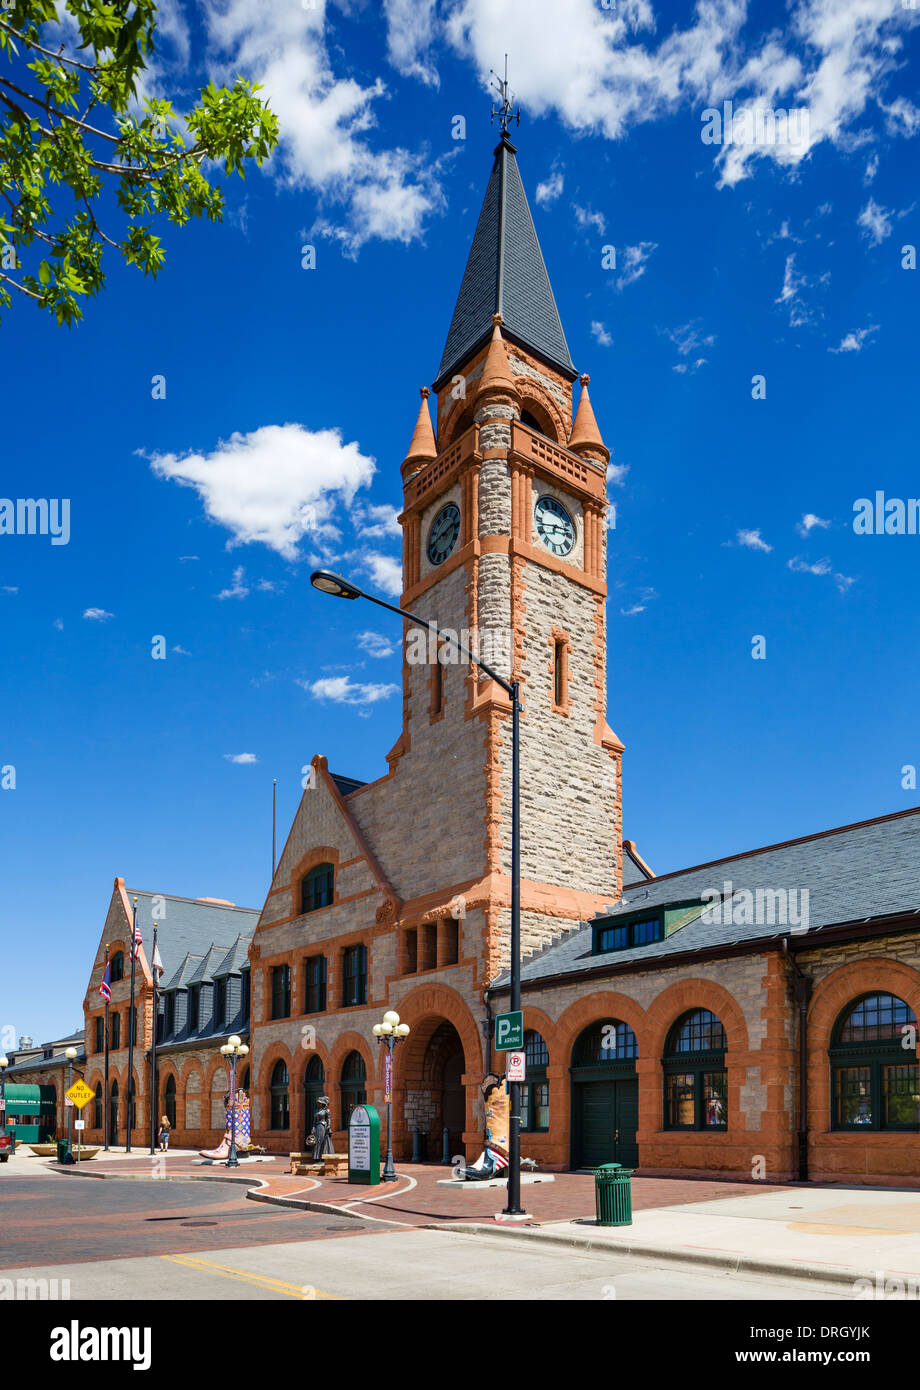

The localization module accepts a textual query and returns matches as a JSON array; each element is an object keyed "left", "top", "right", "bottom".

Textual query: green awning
[{"left": 2, "top": 1084, "right": 56, "bottom": 1114}]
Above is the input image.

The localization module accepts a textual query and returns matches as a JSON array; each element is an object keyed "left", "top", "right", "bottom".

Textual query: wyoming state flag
[{"left": 98, "top": 961, "right": 111, "bottom": 1002}]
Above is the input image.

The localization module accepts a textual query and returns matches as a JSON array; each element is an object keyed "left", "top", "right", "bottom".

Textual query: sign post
[
  {"left": 494, "top": 1010, "right": 523, "bottom": 1053},
  {"left": 65, "top": 1081, "right": 94, "bottom": 1168},
  {"left": 347, "top": 1103, "right": 381, "bottom": 1186}
]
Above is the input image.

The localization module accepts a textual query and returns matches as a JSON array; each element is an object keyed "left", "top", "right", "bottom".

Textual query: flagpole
[
  {"left": 103, "top": 946, "right": 110, "bottom": 1152},
  {"left": 126, "top": 898, "right": 138, "bottom": 1153},
  {"left": 150, "top": 926, "right": 159, "bottom": 1156},
  {"left": 272, "top": 778, "right": 277, "bottom": 877}
]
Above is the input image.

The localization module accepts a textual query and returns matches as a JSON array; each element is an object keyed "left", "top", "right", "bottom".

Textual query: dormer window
[
  {"left": 301, "top": 863, "right": 334, "bottom": 915},
  {"left": 595, "top": 915, "right": 663, "bottom": 954}
]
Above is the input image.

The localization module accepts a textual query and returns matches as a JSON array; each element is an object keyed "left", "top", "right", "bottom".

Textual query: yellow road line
[{"left": 162, "top": 1252, "right": 343, "bottom": 1299}]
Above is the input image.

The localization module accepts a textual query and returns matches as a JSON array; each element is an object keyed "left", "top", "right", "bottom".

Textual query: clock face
[
  {"left": 427, "top": 502, "right": 461, "bottom": 565},
  {"left": 534, "top": 495, "right": 576, "bottom": 557}
]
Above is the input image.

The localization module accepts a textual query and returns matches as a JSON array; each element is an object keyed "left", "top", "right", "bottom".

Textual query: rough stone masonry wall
[
  {"left": 349, "top": 561, "right": 488, "bottom": 903},
  {"left": 494, "top": 558, "right": 619, "bottom": 897}
]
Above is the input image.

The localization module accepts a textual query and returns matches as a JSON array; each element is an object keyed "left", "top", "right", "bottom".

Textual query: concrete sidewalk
[{"left": 441, "top": 1185, "right": 920, "bottom": 1291}]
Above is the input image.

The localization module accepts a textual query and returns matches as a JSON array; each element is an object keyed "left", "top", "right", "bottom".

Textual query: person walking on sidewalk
[{"left": 158, "top": 1116, "right": 171, "bottom": 1153}]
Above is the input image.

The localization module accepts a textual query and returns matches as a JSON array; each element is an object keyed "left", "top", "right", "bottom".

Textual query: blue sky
[{"left": 2, "top": 0, "right": 919, "bottom": 1043}]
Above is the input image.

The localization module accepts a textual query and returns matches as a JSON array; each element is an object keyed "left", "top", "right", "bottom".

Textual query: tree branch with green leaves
[{"left": 0, "top": 0, "right": 279, "bottom": 325}]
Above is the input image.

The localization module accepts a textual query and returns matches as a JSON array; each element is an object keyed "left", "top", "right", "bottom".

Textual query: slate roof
[
  {"left": 129, "top": 890, "right": 259, "bottom": 988},
  {"left": 434, "top": 136, "right": 576, "bottom": 390},
  {"left": 213, "top": 933, "right": 252, "bottom": 978},
  {"left": 496, "top": 807, "right": 920, "bottom": 987}
]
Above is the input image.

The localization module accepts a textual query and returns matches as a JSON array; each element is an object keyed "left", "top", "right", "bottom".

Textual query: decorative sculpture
[
  {"left": 306, "top": 1094, "right": 334, "bottom": 1161},
  {"left": 460, "top": 1074, "right": 510, "bottom": 1181},
  {"left": 198, "top": 1089, "right": 251, "bottom": 1159}
]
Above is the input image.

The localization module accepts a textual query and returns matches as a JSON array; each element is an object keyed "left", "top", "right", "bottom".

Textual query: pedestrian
[{"left": 158, "top": 1115, "right": 171, "bottom": 1153}]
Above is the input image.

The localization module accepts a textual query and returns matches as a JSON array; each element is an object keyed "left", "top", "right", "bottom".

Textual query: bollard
[
  {"left": 440, "top": 1126, "right": 451, "bottom": 1164},
  {"left": 411, "top": 1127, "right": 421, "bottom": 1163}
]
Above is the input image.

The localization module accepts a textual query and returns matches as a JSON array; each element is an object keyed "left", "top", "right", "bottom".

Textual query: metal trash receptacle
[{"left": 594, "top": 1162, "right": 633, "bottom": 1226}]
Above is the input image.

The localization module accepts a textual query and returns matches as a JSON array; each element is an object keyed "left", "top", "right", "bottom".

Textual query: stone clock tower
[{"left": 364, "top": 131, "right": 624, "bottom": 981}]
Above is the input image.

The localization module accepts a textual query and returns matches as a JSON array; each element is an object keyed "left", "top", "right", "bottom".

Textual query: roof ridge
[{"left": 644, "top": 805, "right": 920, "bottom": 885}]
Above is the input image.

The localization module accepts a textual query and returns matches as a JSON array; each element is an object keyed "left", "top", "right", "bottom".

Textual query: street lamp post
[
  {"left": 373, "top": 1010, "right": 410, "bottom": 1182},
  {"left": 0, "top": 1055, "right": 8, "bottom": 1151},
  {"left": 220, "top": 1036, "right": 249, "bottom": 1170},
  {"left": 64, "top": 1047, "right": 77, "bottom": 1163},
  {"left": 311, "top": 569, "right": 526, "bottom": 1216}
]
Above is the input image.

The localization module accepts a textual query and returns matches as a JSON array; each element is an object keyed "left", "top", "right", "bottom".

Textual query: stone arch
[
  {"left": 518, "top": 392, "right": 563, "bottom": 443},
  {"left": 254, "top": 1041, "right": 295, "bottom": 1143},
  {"left": 392, "top": 983, "right": 482, "bottom": 1159},
  {"left": 645, "top": 979, "right": 750, "bottom": 1059},
  {"left": 808, "top": 957, "right": 920, "bottom": 1137}
]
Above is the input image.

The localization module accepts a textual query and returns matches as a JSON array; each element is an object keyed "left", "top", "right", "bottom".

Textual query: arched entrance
[
  {"left": 422, "top": 1022, "right": 465, "bottom": 1159},
  {"left": 570, "top": 1020, "right": 639, "bottom": 1169}
]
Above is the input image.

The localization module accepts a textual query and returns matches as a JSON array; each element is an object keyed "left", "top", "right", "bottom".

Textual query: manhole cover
[{"left": 181, "top": 1220, "right": 218, "bottom": 1227}]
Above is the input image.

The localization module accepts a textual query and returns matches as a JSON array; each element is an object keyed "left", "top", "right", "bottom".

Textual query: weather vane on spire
[{"left": 490, "top": 55, "right": 520, "bottom": 137}]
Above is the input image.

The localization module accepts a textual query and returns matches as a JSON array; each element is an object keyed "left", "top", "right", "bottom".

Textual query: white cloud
[
  {"left": 615, "top": 241, "right": 657, "bottom": 290},
  {"left": 2, "top": 585, "right": 18, "bottom": 594},
  {"left": 53, "top": 617, "right": 63, "bottom": 631},
  {"left": 788, "top": 554, "right": 831, "bottom": 576},
  {"left": 148, "top": 423, "right": 375, "bottom": 561},
  {"left": 224, "top": 752, "right": 258, "bottom": 763},
  {"left": 202, "top": 0, "right": 443, "bottom": 250},
  {"left": 573, "top": 203, "right": 606, "bottom": 236},
  {"left": 668, "top": 321, "right": 716, "bottom": 357},
  {"left": 359, "top": 551, "right": 403, "bottom": 597},
  {"left": 591, "top": 321, "right": 613, "bottom": 347},
  {"left": 382, "top": 0, "right": 439, "bottom": 86},
  {"left": 535, "top": 169, "right": 564, "bottom": 206},
  {"left": 735, "top": 529, "right": 772, "bottom": 552},
  {"left": 302, "top": 675, "right": 399, "bottom": 706},
  {"left": 357, "top": 631, "right": 396, "bottom": 659},
  {"left": 864, "top": 152, "right": 879, "bottom": 183},
  {"left": 858, "top": 197, "right": 893, "bottom": 244},
  {"left": 217, "top": 565, "right": 249, "bottom": 600},
  {"left": 829, "top": 324, "right": 879, "bottom": 353},
  {"left": 171, "top": 645, "right": 192, "bottom": 655},
  {"left": 881, "top": 95, "right": 920, "bottom": 138},
  {"left": 349, "top": 502, "right": 402, "bottom": 539},
  {"left": 83, "top": 607, "right": 114, "bottom": 621},
  {"left": 443, "top": 0, "right": 920, "bottom": 189},
  {"left": 620, "top": 603, "right": 646, "bottom": 616},
  {"left": 775, "top": 252, "right": 829, "bottom": 327},
  {"left": 796, "top": 513, "right": 831, "bottom": 536}
]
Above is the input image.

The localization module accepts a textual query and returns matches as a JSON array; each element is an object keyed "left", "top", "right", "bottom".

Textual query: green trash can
[
  {"left": 56, "top": 1140, "right": 68, "bottom": 1164},
  {"left": 594, "top": 1162, "right": 633, "bottom": 1226}
]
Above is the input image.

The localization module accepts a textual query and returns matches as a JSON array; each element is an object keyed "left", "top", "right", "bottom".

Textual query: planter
[{"left": 28, "top": 1144, "right": 100, "bottom": 1160}]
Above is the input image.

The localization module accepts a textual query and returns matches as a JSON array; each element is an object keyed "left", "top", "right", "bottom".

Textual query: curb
[
  {"left": 49, "top": 1166, "right": 262, "bottom": 1189},
  {"left": 431, "top": 1221, "right": 869, "bottom": 1290}
]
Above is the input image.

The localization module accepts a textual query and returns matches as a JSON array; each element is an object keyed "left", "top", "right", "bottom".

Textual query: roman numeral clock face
[
  {"left": 534, "top": 495, "right": 576, "bottom": 557},
  {"left": 426, "top": 502, "right": 461, "bottom": 565}
]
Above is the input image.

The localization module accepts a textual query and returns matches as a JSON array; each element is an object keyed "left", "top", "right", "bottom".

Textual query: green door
[{"left": 576, "top": 1078, "right": 638, "bottom": 1168}]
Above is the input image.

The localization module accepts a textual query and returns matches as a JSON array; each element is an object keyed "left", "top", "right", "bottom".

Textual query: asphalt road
[{"left": 0, "top": 1176, "right": 853, "bottom": 1301}]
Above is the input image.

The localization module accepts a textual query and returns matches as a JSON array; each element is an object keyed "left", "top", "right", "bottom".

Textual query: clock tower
[{"left": 352, "top": 129, "right": 624, "bottom": 983}]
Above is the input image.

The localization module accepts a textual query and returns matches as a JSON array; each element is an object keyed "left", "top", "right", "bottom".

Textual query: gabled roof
[
  {"left": 213, "top": 933, "right": 252, "bottom": 978},
  {"left": 434, "top": 136, "right": 575, "bottom": 390},
  {"left": 187, "top": 943, "right": 230, "bottom": 986},
  {"left": 496, "top": 806, "right": 920, "bottom": 987}
]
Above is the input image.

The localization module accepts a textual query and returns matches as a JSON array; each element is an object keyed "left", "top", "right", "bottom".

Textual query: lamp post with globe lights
[
  {"left": 219, "top": 1036, "right": 249, "bottom": 1169},
  {"left": 64, "top": 1047, "right": 78, "bottom": 1163},
  {"left": 372, "top": 1010, "right": 410, "bottom": 1182}
]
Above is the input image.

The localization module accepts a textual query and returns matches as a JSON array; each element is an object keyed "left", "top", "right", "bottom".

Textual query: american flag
[
  {"left": 98, "top": 961, "right": 111, "bottom": 1002},
  {"left": 133, "top": 920, "right": 143, "bottom": 960},
  {"left": 488, "top": 1148, "right": 508, "bottom": 1171}
]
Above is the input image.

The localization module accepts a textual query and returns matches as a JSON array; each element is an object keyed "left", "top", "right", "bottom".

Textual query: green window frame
[
  {"left": 214, "top": 978, "right": 227, "bottom": 1028},
  {"left": 301, "top": 863, "right": 334, "bottom": 916},
  {"left": 663, "top": 1010, "right": 727, "bottom": 1131},
  {"left": 341, "top": 945, "right": 368, "bottom": 1007},
  {"left": 163, "top": 1075, "right": 177, "bottom": 1129},
  {"left": 110, "top": 952, "right": 124, "bottom": 983},
  {"left": 340, "top": 1051, "right": 366, "bottom": 1129},
  {"left": 187, "top": 984, "right": 200, "bottom": 1031},
  {"left": 303, "top": 955, "right": 327, "bottom": 1014},
  {"left": 269, "top": 1060, "right": 290, "bottom": 1130},
  {"left": 271, "top": 964, "right": 292, "bottom": 1020},
  {"left": 93, "top": 1083, "right": 103, "bottom": 1130},
  {"left": 521, "top": 1030, "right": 549, "bottom": 1133},
  {"left": 94, "top": 1016, "right": 104, "bottom": 1052},
  {"left": 111, "top": 1011, "right": 120, "bottom": 1050},
  {"left": 830, "top": 993, "right": 919, "bottom": 1132}
]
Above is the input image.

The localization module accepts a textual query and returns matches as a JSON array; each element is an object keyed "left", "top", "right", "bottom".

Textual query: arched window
[
  {"left": 109, "top": 1080, "right": 119, "bottom": 1144},
  {"left": 340, "top": 1051, "right": 366, "bottom": 1129},
  {"left": 110, "top": 952, "right": 124, "bottom": 983},
  {"left": 93, "top": 1082, "right": 103, "bottom": 1130},
  {"left": 663, "top": 1010, "right": 727, "bottom": 1131},
  {"left": 830, "top": 993, "right": 919, "bottom": 1131},
  {"left": 304, "top": 1055, "right": 325, "bottom": 1143},
  {"left": 519, "top": 405, "right": 558, "bottom": 442},
  {"left": 163, "top": 1075, "right": 177, "bottom": 1129},
  {"left": 573, "top": 1020, "right": 638, "bottom": 1065},
  {"left": 269, "top": 1060, "right": 290, "bottom": 1130},
  {"left": 301, "top": 863, "right": 334, "bottom": 915},
  {"left": 521, "top": 1030, "right": 549, "bottom": 1132}
]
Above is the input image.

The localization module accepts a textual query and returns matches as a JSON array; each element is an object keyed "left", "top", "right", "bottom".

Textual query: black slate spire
[{"left": 433, "top": 136, "right": 576, "bottom": 391}]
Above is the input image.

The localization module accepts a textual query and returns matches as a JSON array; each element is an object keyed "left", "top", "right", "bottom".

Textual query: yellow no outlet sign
[{"left": 65, "top": 1080, "right": 94, "bottom": 1110}]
